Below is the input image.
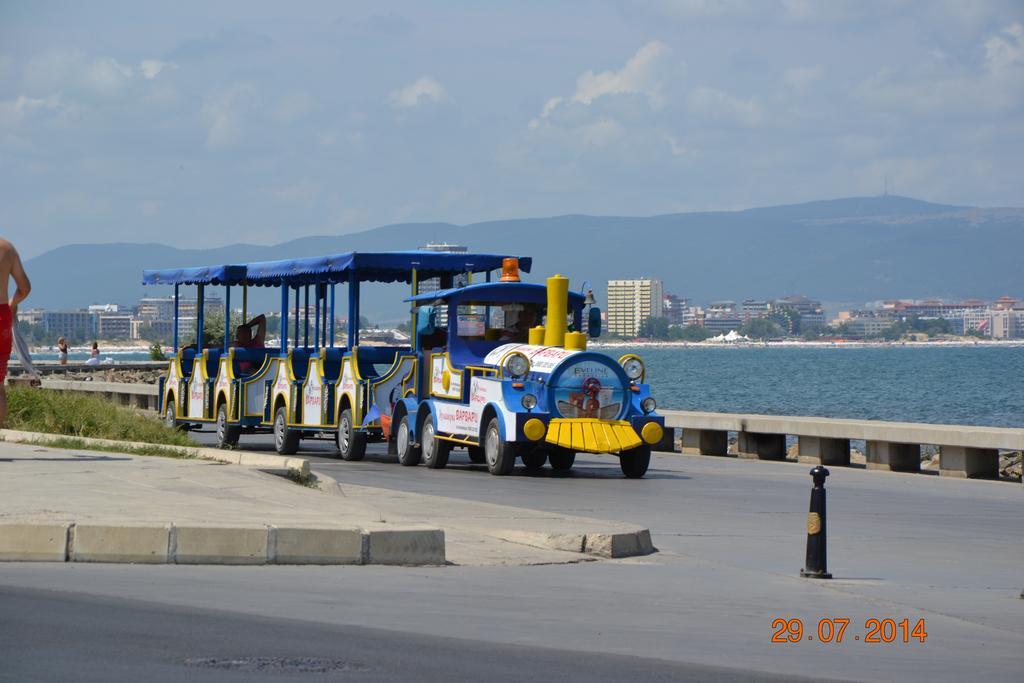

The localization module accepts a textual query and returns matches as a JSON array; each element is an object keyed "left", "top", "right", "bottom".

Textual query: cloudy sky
[{"left": 2, "top": 0, "right": 1022, "bottom": 258}]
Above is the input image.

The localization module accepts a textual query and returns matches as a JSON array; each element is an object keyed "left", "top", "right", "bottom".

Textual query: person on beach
[
  {"left": 0, "top": 238, "right": 32, "bottom": 426},
  {"left": 85, "top": 340, "right": 100, "bottom": 366},
  {"left": 57, "top": 337, "right": 69, "bottom": 365}
]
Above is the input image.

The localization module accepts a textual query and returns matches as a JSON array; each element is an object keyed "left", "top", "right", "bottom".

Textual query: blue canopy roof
[
  {"left": 142, "top": 264, "right": 246, "bottom": 286},
  {"left": 243, "top": 251, "right": 532, "bottom": 286},
  {"left": 407, "top": 281, "right": 585, "bottom": 306}
]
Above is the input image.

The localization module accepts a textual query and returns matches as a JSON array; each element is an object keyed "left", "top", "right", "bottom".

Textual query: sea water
[{"left": 597, "top": 345, "right": 1024, "bottom": 428}]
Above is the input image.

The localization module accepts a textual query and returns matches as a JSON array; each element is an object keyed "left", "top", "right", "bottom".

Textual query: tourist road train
[{"left": 143, "top": 251, "right": 664, "bottom": 477}]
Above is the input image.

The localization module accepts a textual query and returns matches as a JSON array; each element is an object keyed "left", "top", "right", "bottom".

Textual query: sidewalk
[{"left": 0, "top": 441, "right": 652, "bottom": 566}]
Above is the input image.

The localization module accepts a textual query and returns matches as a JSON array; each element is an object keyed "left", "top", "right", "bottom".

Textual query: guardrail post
[
  {"left": 866, "top": 441, "right": 920, "bottom": 472},
  {"left": 681, "top": 429, "right": 728, "bottom": 456},
  {"left": 736, "top": 431, "right": 786, "bottom": 460},
  {"left": 939, "top": 446, "right": 999, "bottom": 479},
  {"left": 798, "top": 436, "right": 851, "bottom": 467}
]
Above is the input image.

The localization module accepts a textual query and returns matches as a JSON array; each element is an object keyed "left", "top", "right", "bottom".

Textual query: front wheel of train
[
  {"left": 337, "top": 408, "right": 366, "bottom": 461},
  {"left": 548, "top": 449, "right": 575, "bottom": 471},
  {"left": 421, "top": 419, "right": 450, "bottom": 469},
  {"left": 273, "top": 406, "right": 300, "bottom": 455},
  {"left": 520, "top": 451, "right": 547, "bottom": 470},
  {"left": 619, "top": 445, "right": 651, "bottom": 479},
  {"left": 395, "top": 414, "right": 421, "bottom": 466},
  {"left": 483, "top": 418, "right": 516, "bottom": 476},
  {"left": 215, "top": 403, "right": 240, "bottom": 449}
]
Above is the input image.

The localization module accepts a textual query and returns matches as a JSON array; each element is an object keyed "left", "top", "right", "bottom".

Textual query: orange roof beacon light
[{"left": 499, "top": 257, "right": 521, "bottom": 282}]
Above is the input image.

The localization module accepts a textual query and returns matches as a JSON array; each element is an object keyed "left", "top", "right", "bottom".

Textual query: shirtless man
[{"left": 0, "top": 239, "right": 32, "bottom": 426}]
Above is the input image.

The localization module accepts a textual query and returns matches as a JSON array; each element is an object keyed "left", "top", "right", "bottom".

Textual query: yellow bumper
[{"left": 545, "top": 418, "right": 642, "bottom": 454}]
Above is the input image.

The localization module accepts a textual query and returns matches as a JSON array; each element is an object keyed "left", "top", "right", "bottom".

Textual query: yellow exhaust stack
[
  {"left": 529, "top": 325, "right": 545, "bottom": 345},
  {"left": 544, "top": 274, "right": 569, "bottom": 347}
]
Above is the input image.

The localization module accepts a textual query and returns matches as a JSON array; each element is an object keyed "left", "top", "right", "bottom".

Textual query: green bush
[{"left": 5, "top": 387, "right": 194, "bottom": 447}]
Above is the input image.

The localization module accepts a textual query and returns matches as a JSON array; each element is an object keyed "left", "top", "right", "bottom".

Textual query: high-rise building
[
  {"left": 42, "top": 311, "right": 96, "bottom": 339},
  {"left": 606, "top": 278, "right": 664, "bottom": 337},
  {"left": 662, "top": 293, "right": 690, "bottom": 326}
]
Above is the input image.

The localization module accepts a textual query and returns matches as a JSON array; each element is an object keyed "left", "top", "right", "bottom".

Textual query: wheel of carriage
[
  {"left": 420, "top": 419, "right": 450, "bottom": 469},
  {"left": 548, "top": 449, "right": 575, "bottom": 471},
  {"left": 336, "top": 408, "right": 367, "bottom": 461},
  {"left": 619, "top": 445, "right": 651, "bottom": 479},
  {"left": 395, "top": 413, "right": 421, "bottom": 466},
  {"left": 215, "top": 402, "right": 240, "bottom": 449},
  {"left": 466, "top": 445, "right": 486, "bottom": 464},
  {"left": 163, "top": 399, "right": 186, "bottom": 432},
  {"left": 520, "top": 451, "right": 547, "bottom": 470},
  {"left": 273, "top": 405, "right": 300, "bottom": 455},
  {"left": 483, "top": 417, "right": 516, "bottom": 476}
]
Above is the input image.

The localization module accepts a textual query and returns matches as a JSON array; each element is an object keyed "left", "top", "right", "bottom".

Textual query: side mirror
[
  {"left": 588, "top": 307, "right": 602, "bottom": 338},
  {"left": 416, "top": 306, "right": 436, "bottom": 336}
]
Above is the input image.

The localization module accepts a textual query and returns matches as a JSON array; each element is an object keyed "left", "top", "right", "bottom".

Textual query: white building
[{"left": 606, "top": 278, "right": 664, "bottom": 337}]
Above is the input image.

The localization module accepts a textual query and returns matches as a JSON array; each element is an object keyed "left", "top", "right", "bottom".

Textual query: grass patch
[
  {"left": 6, "top": 386, "right": 195, "bottom": 447},
  {"left": 30, "top": 436, "right": 197, "bottom": 460}
]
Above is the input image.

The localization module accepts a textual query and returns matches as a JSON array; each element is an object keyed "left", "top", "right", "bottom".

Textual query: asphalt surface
[
  {"left": 0, "top": 586, "right": 819, "bottom": 683},
  {"left": 2, "top": 431, "right": 1021, "bottom": 681}
]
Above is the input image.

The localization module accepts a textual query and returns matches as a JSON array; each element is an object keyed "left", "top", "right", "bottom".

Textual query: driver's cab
[{"left": 410, "top": 282, "right": 587, "bottom": 370}]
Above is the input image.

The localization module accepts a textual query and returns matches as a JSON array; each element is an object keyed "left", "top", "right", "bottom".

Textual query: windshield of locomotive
[{"left": 455, "top": 301, "right": 544, "bottom": 346}]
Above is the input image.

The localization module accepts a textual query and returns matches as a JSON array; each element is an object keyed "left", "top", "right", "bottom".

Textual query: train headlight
[
  {"left": 619, "top": 355, "right": 645, "bottom": 381},
  {"left": 641, "top": 397, "right": 657, "bottom": 414},
  {"left": 521, "top": 393, "right": 538, "bottom": 410},
  {"left": 504, "top": 352, "right": 530, "bottom": 378}
]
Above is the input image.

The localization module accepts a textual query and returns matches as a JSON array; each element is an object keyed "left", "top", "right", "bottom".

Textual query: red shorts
[{"left": 0, "top": 304, "right": 11, "bottom": 383}]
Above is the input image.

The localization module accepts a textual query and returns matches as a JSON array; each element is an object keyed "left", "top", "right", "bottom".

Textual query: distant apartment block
[
  {"left": 662, "top": 293, "right": 690, "bottom": 326},
  {"left": 704, "top": 315, "right": 743, "bottom": 334},
  {"left": 42, "top": 310, "right": 96, "bottom": 339},
  {"left": 990, "top": 309, "right": 1024, "bottom": 339},
  {"left": 775, "top": 295, "right": 825, "bottom": 330},
  {"left": 137, "top": 296, "right": 176, "bottom": 321},
  {"left": 98, "top": 314, "right": 133, "bottom": 340},
  {"left": 607, "top": 278, "right": 664, "bottom": 337},
  {"left": 741, "top": 300, "right": 771, "bottom": 320}
]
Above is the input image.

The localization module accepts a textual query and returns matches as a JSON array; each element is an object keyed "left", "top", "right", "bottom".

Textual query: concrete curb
[
  {"left": 488, "top": 528, "right": 656, "bottom": 559},
  {"left": 0, "top": 523, "right": 445, "bottom": 566},
  {"left": 0, "top": 429, "right": 310, "bottom": 477}
]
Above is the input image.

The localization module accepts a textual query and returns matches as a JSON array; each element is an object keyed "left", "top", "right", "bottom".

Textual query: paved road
[
  {"left": 2, "top": 586, "right": 809, "bottom": 683},
  {"left": 2, "top": 431, "right": 1020, "bottom": 681}
]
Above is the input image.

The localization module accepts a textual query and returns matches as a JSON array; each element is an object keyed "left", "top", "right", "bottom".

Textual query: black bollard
[{"left": 800, "top": 465, "right": 832, "bottom": 579}]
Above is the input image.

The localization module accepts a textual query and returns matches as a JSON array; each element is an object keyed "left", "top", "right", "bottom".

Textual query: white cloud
[
  {"left": 388, "top": 76, "right": 446, "bottom": 108},
  {"left": 201, "top": 84, "right": 255, "bottom": 149},
  {"left": 687, "top": 86, "right": 763, "bottom": 126},
  {"left": 0, "top": 94, "right": 64, "bottom": 125},
  {"left": 140, "top": 59, "right": 177, "bottom": 80},
  {"left": 537, "top": 41, "right": 671, "bottom": 122},
  {"left": 984, "top": 22, "right": 1024, "bottom": 72},
  {"left": 271, "top": 92, "right": 315, "bottom": 122},
  {"left": 783, "top": 65, "right": 824, "bottom": 89},
  {"left": 578, "top": 118, "right": 624, "bottom": 146}
]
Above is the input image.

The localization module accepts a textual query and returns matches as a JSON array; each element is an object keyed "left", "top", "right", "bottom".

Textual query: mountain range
[{"left": 24, "top": 195, "right": 1024, "bottom": 320}]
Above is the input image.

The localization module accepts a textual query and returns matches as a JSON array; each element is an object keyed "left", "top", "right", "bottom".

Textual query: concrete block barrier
[
  {"left": 490, "top": 530, "right": 586, "bottom": 554},
  {"left": 173, "top": 525, "right": 269, "bottom": 565},
  {"left": 584, "top": 529, "right": 656, "bottom": 558},
  {"left": 272, "top": 527, "right": 363, "bottom": 565},
  {"left": 72, "top": 524, "right": 170, "bottom": 564},
  {"left": 366, "top": 528, "right": 446, "bottom": 565},
  {"left": 0, "top": 523, "right": 69, "bottom": 561},
  {"left": 489, "top": 527, "right": 656, "bottom": 559}
]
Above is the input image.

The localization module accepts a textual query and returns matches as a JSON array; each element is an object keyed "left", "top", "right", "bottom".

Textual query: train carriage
[{"left": 145, "top": 251, "right": 661, "bottom": 477}]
